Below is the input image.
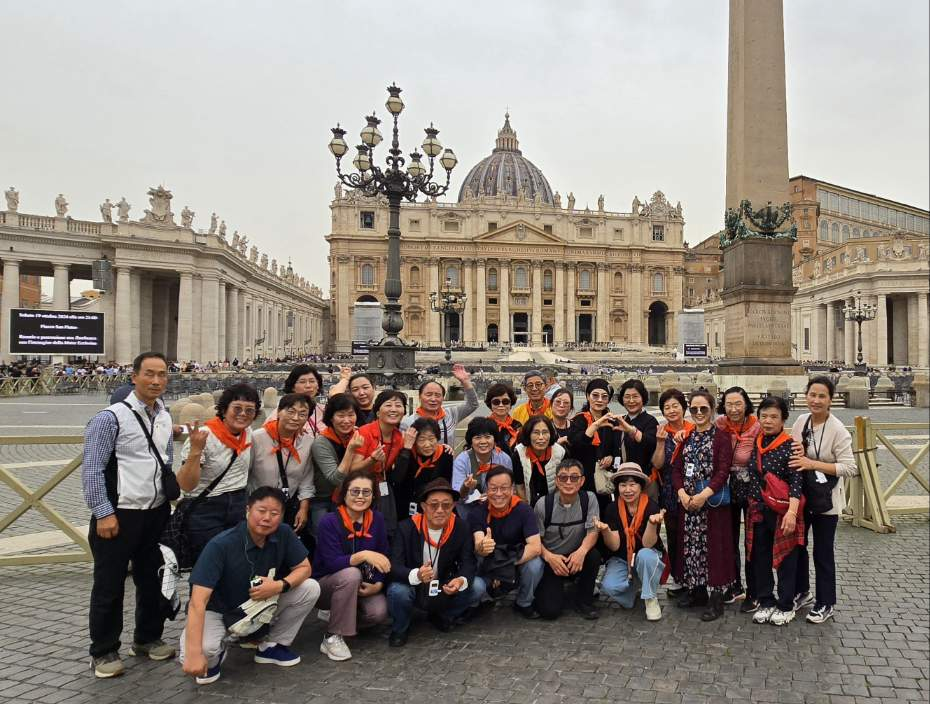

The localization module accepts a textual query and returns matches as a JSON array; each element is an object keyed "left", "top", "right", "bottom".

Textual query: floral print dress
[{"left": 681, "top": 427, "right": 715, "bottom": 589}]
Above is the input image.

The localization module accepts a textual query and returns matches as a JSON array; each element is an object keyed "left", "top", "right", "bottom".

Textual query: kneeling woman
[
  {"left": 392, "top": 417, "right": 455, "bottom": 519},
  {"left": 671, "top": 390, "right": 736, "bottom": 621},
  {"left": 313, "top": 470, "right": 391, "bottom": 661},
  {"left": 746, "top": 396, "right": 804, "bottom": 627},
  {"left": 598, "top": 463, "right": 666, "bottom": 622}
]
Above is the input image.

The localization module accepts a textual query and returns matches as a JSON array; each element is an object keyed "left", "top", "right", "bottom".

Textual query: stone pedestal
[
  {"left": 717, "top": 238, "right": 804, "bottom": 376},
  {"left": 846, "top": 377, "right": 870, "bottom": 410},
  {"left": 911, "top": 372, "right": 929, "bottom": 408}
]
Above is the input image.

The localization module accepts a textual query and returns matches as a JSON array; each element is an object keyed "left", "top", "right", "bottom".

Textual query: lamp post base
[{"left": 367, "top": 341, "right": 419, "bottom": 389}]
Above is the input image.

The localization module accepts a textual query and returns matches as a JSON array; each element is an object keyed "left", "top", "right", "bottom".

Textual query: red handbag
[{"left": 761, "top": 472, "right": 806, "bottom": 515}]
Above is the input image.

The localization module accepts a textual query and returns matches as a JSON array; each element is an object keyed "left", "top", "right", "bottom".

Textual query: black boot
[
  {"left": 676, "top": 586, "right": 708, "bottom": 609},
  {"left": 701, "top": 592, "right": 724, "bottom": 622}
]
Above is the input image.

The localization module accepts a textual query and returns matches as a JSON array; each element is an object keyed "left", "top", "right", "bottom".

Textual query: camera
[{"left": 249, "top": 576, "right": 263, "bottom": 589}]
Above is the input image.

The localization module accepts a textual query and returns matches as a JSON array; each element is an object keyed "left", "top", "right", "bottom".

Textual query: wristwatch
[{"left": 279, "top": 579, "right": 291, "bottom": 594}]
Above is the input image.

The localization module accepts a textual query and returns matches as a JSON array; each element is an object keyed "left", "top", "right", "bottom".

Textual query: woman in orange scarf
[
  {"left": 715, "top": 386, "right": 762, "bottom": 610},
  {"left": 485, "top": 382, "right": 523, "bottom": 457},
  {"left": 392, "top": 416, "right": 454, "bottom": 518},
  {"left": 177, "top": 383, "right": 260, "bottom": 561},
  {"left": 567, "top": 379, "right": 619, "bottom": 505},
  {"left": 514, "top": 416, "right": 565, "bottom": 505}
]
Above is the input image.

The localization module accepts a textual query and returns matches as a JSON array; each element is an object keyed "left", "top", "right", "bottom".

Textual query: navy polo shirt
[
  {"left": 190, "top": 520, "right": 308, "bottom": 614},
  {"left": 466, "top": 501, "right": 539, "bottom": 547}
]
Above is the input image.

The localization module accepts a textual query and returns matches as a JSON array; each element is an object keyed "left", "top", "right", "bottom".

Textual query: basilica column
[
  {"left": 918, "top": 294, "right": 929, "bottom": 368},
  {"left": 177, "top": 273, "right": 193, "bottom": 361},
  {"left": 115, "top": 266, "right": 133, "bottom": 364},
  {"left": 596, "top": 264, "right": 609, "bottom": 342},
  {"left": 336, "top": 256, "right": 352, "bottom": 351},
  {"left": 629, "top": 265, "right": 643, "bottom": 344},
  {"left": 463, "top": 259, "right": 474, "bottom": 345},
  {"left": 874, "top": 294, "right": 888, "bottom": 367},
  {"left": 825, "top": 302, "right": 836, "bottom": 362},
  {"left": 201, "top": 275, "right": 219, "bottom": 363},
  {"left": 428, "top": 258, "right": 441, "bottom": 346},
  {"left": 130, "top": 270, "right": 142, "bottom": 358},
  {"left": 531, "top": 262, "right": 543, "bottom": 345},
  {"left": 227, "top": 286, "right": 239, "bottom": 361},
  {"left": 843, "top": 296, "right": 855, "bottom": 366},
  {"left": 1, "top": 257, "right": 22, "bottom": 361},
  {"left": 52, "top": 264, "right": 70, "bottom": 310},
  {"left": 140, "top": 276, "right": 153, "bottom": 352},
  {"left": 813, "top": 303, "right": 826, "bottom": 361},
  {"left": 218, "top": 281, "right": 227, "bottom": 362},
  {"left": 565, "top": 265, "right": 576, "bottom": 342},
  {"left": 554, "top": 264, "right": 565, "bottom": 344},
  {"left": 475, "top": 259, "right": 487, "bottom": 343},
  {"left": 499, "top": 263, "right": 510, "bottom": 343}
]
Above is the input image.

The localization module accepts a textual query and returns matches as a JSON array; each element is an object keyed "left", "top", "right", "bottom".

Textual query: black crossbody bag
[{"left": 121, "top": 401, "right": 180, "bottom": 501}]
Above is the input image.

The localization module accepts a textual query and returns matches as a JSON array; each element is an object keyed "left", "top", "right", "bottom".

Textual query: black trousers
[
  {"left": 88, "top": 502, "right": 170, "bottom": 657},
  {"left": 533, "top": 549, "right": 601, "bottom": 619},
  {"left": 749, "top": 508, "right": 799, "bottom": 612},
  {"left": 795, "top": 512, "right": 839, "bottom": 607},
  {"left": 730, "top": 503, "right": 752, "bottom": 596}
]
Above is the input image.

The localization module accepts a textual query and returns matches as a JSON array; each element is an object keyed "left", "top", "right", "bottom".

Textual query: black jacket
[
  {"left": 389, "top": 515, "right": 477, "bottom": 586},
  {"left": 617, "top": 412, "right": 659, "bottom": 474}
]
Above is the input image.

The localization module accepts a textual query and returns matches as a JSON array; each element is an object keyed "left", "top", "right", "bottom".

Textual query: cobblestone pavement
[{"left": 0, "top": 396, "right": 927, "bottom": 703}]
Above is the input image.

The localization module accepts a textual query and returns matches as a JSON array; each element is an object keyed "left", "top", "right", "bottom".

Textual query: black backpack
[
  {"left": 543, "top": 490, "right": 590, "bottom": 530},
  {"left": 800, "top": 416, "right": 839, "bottom": 514}
]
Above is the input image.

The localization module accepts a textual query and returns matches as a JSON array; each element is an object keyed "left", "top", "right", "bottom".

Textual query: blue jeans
[
  {"left": 471, "top": 556, "right": 545, "bottom": 608},
  {"left": 386, "top": 581, "right": 477, "bottom": 635},
  {"left": 185, "top": 489, "right": 246, "bottom": 562},
  {"left": 601, "top": 549, "right": 664, "bottom": 608}
]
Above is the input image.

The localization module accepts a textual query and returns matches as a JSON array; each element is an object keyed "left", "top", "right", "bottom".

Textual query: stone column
[
  {"left": 554, "top": 264, "right": 565, "bottom": 344},
  {"left": 129, "top": 270, "right": 142, "bottom": 358},
  {"left": 906, "top": 295, "right": 919, "bottom": 366},
  {"left": 228, "top": 286, "right": 240, "bottom": 361},
  {"left": 499, "top": 263, "right": 510, "bottom": 343},
  {"left": 596, "top": 264, "right": 609, "bottom": 342},
  {"left": 241, "top": 292, "right": 251, "bottom": 359},
  {"left": 814, "top": 303, "right": 827, "bottom": 361},
  {"left": 531, "top": 262, "right": 543, "bottom": 345},
  {"left": 874, "top": 294, "right": 888, "bottom": 366},
  {"left": 140, "top": 276, "right": 153, "bottom": 353},
  {"left": 463, "top": 259, "right": 474, "bottom": 345},
  {"left": 825, "top": 302, "right": 836, "bottom": 362},
  {"left": 565, "top": 265, "right": 576, "bottom": 342},
  {"left": 190, "top": 276, "right": 203, "bottom": 361},
  {"left": 336, "top": 256, "right": 352, "bottom": 352},
  {"left": 177, "top": 273, "right": 194, "bottom": 362},
  {"left": 52, "top": 264, "right": 70, "bottom": 310},
  {"left": 200, "top": 275, "right": 219, "bottom": 363},
  {"left": 428, "top": 259, "right": 441, "bottom": 346},
  {"left": 1, "top": 257, "right": 22, "bottom": 361},
  {"left": 918, "top": 294, "right": 929, "bottom": 368},
  {"left": 115, "top": 266, "right": 133, "bottom": 364},
  {"left": 150, "top": 280, "right": 166, "bottom": 356},
  {"left": 475, "top": 259, "right": 486, "bottom": 343},
  {"left": 218, "top": 281, "right": 227, "bottom": 362},
  {"left": 629, "top": 265, "right": 643, "bottom": 343},
  {"left": 843, "top": 297, "right": 856, "bottom": 366}
]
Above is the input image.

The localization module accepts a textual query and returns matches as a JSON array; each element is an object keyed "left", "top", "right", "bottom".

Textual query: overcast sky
[{"left": 3, "top": 0, "right": 927, "bottom": 293}]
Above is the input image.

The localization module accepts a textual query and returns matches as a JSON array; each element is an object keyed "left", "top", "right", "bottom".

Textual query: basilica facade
[{"left": 327, "top": 115, "right": 687, "bottom": 352}]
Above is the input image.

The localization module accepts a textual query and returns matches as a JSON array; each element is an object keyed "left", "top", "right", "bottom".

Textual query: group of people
[{"left": 81, "top": 353, "right": 856, "bottom": 685}]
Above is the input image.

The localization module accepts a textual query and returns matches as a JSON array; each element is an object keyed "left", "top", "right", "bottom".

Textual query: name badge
[
  {"left": 379, "top": 481, "right": 390, "bottom": 496},
  {"left": 409, "top": 501, "right": 418, "bottom": 516},
  {"left": 428, "top": 579, "right": 441, "bottom": 597},
  {"left": 685, "top": 463, "right": 696, "bottom": 478}
]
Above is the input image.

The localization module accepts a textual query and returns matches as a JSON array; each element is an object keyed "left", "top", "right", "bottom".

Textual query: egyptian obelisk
[{"left": 718, "top": 0, "right": 802, "bottom": 375}]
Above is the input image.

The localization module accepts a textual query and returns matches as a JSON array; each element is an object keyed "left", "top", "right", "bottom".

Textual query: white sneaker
[
  {"left": 644, "top": 598, "right": 662, "bottom": 621},
  {"left": 770, "top": 608, "right": 796, "bottom": 626},
  {"left": 753, "top": 606, "right": 776, "bottom": 624},
  {"left": 793, "top": 591, "right": 814, "bottom": 611},
  {"left": 317, "top": 609, "right": 331, "bottom": 622},
  {"left": 806, "top": 604, "right": 834, "bottom": 624},
  {"left": 319, "top": 634, "right": 351, "bottom": 661}
]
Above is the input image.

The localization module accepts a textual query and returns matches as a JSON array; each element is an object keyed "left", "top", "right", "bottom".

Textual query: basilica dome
[{"left": 456, "top": 113, "right": 555, "bottom": 205}]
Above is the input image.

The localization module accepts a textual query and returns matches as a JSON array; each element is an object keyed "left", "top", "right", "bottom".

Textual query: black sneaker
[
  {"left": 575, "top": 603, "right": 599, "bottom": 620},
  {"left": 512, "top": 603, "right": 540, "bottom": 620},
  {"left": 806, "top": 604, "right": 834, "bottom": 624},
  {"left": 724, "top": 586, "right": 746, "bottom": 604},
  {"left": 388, "top": 630, "right": 408, "bottom": 647},
  {"left": 739, "top": 598, "right": 760, "bottom": 614},
  {"left": 793, "top": 591, "right": 814, "bottom": 611}
]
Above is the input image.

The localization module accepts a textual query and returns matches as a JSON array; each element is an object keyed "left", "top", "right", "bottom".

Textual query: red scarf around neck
[
  {"left": 338, "top": 505, "right": 373, "bottom": 540},
  {"left": 415, "top": 446, "right": 445, "bottom": 478},
  {"left": 668, "top": 420, "right": 697, "bottom": 464},
  {"left": 416, "top": 406, "right": 446, "bottom": 422},
  {"left": 495, "top": 416, "right": 520, "bottom": 447},
  {"left": 618, "top": 494, "right": 649, "bottom": 573},
  {"left": 263, "top": 418, "right": 301, "bottom": 463},
  {"left": 580, "top": 411, "right": 602, "bottom": 447},
  {"left": 722, "top": 414, "right": 758, "bottom": 439},
  {"left": 412, "top": 512, "right": 456, "bottom": 549},
  {"left": 205, "top": 416, "right": 251, "bottom": 454},
  {"left": 487, "top": 494, "right": 521, "bottom": 521},
  {"left": 755, "top": 431, "right": 793, "bottom": 473},
  {"left": 526, "top": 397, "right": 551, "bottom": 416},
  {"left": 322, "top": 426, "right": 353, "bottom": 448},
  {"left": 525, "top": 446, "right": 553, "bottom": 477}
]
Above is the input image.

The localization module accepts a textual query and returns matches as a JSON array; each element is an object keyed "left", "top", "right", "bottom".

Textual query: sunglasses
[
  {"left": 424, "top": 501, "right": 454, "bottom": 511},
  {"left": 347, "top": 488, "right": 373, "bottom": 498},
  {"left": 490, "top": 398, "right": 512, "bottom": 406},
  {"left": 556, "top": 475, "right": 584, "bottom": 483},
  {"left": 689, "top": 406, "right": 711, "bottom": 414}
]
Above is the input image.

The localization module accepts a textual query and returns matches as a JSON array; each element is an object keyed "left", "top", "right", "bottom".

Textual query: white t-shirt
[{"left": 181, "top": 426, "right": 253, "bottom": 497}]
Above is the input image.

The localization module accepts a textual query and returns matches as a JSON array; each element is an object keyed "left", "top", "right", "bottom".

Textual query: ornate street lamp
[
  {"left": 329, "top": 83, "right": 457, "bottom": 386},
  {"left": 843, "top": 291, "right": 875, "bottom": 375},
  {"left": 429, "top": 276, "right": 468, "bottom": 365}
]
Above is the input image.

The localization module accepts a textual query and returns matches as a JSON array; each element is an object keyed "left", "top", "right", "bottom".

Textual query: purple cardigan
[{"left": 312, "top": 509, "right": 390, "bottom": 582}]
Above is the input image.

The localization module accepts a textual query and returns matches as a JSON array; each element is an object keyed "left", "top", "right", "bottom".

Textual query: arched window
[
  {"left": 446, "top": 265, "right": 460, "bottom": 287},
  {"left": 543, "top": 269, "right": 554, "bottom": 292},
  {"left": 579, "top": 269, "right": 592, "bottom": 290},
  {"left": 360, "top": 263, "right": 374, "bottom": 286},
  {"left": 515, "top": 266, "right": 528, "bottom": 289},
  {"left": 851, "top": 228, "right": 860, "bottom": 239},
  {"left": 819, "top": 220, "right": 829, "bottom": 241},
  {"left": 831, "top": 222, "right": 840, "bottom": 243},
  {"left": 410, "top": 265, "right": 421, "bottom": 287},
  {"left": 653, "top": 272, "right": 665, "bottom": 293},
  {"left": 488, "top": 267, "right": 498, "bottom": 291},
  {"left": 613, "top": 271, "right": 623, "bottom": 291},
  {"left": 842, "top": 225, "right": 850, "bottom": 242}
]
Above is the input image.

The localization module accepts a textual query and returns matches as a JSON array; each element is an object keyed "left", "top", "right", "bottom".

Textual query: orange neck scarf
[
  {"left": 415, "top": 446, "right": 445, "bottom": 478},
  {"left": 322, "top": 426, "right": 353, "bottom": 448},
  {"left": 668, "top": 420, "right": 697, "bottom": 464},
  {"left": 722, "top": 414, "right": 757, "bottom": 439},
  {"left": 205, "top": 416, "right": 251, "bottom": 454},
  {"left": 338, "top": 505, "right": 373, "bottom": 540},
  {"left": 525, "top": 446, "right": 553, "bottom": 477},
  {"left": 581, "top": 411, "right": 602, "bottom": 447},
  {"left": 416, "top": 406, "right": 446, "bottom": 422},
  {"left": 412, "top": 512, "right": 456, "bottom": 549},
  {"left": 262, "top": 418, "right": 301, "bottom": 463},
  {"left": 495, "top": 416, "right": 520, "bottom": 447},
  {"left": 755, "top": 431, "right": 792, "bottom": 473},
  {"left": 487, "top": 495, "right": 521, "bottom": 521},
  {"left": 619, "top": 494, "right": 649, "bottom": 571},
  {"left": 526, "top": 398, "right": 551, "bottom": 417}
]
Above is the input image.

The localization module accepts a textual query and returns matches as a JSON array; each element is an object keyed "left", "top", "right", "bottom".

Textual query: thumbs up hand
[{"left": 477, "top": 526, "right": 496, "bottom": 556}]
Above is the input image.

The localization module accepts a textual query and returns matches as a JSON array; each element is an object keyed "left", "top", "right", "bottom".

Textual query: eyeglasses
[
  {"left": 525, "top": 382, "right": 545, "bottom": 390},
  {"left": 724, "top": 402, "right": 745, "bottom": 409},
  {"left": 228, "top": 406, "right": 256, "bottom": 417},
  {"left": 689, "top": 406, "right": 711, "bottom": 414},
  {"left": 530, "top": 429, "right": 550, "bottom": 436},
  {"left": 424, "top": 501, "right": 454, "bottom": 511},
  {"left": 589, "top": 393, "right": 610, "bottom": 401},
  {"left": 556, "top": 475, "right": 583, "bottom": 483},
  {"left": 347, "top": 488, "right": 373, "bottom": 498},
  {"left": 486, "top": 485, "right": 512, "bottom": 494},
  {"left": 490, "top": 398, "right": 511, "bottom": 406},
  {"left": 280, "top": 407, "right": 310, "bottom": 419},
  {"left": 622, "top": 394, "right": 642, "bottom": 402}
]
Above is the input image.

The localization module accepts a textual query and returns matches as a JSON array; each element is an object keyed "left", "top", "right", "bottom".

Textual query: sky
[{"left": 2, "top": 0, "right": 927, "bottom": 295}]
